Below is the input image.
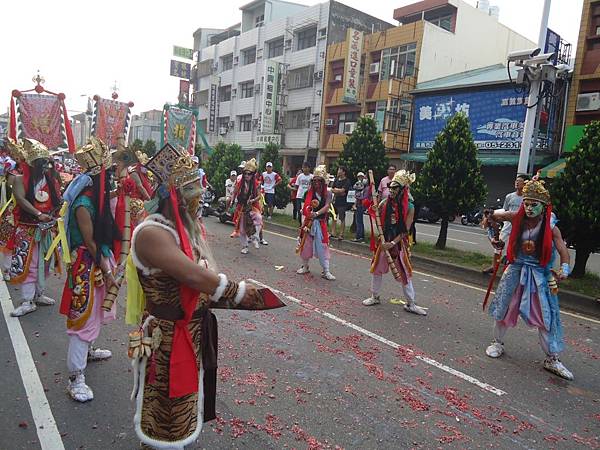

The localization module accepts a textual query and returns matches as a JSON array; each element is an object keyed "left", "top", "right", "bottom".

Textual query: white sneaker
[
  {"left": 35, "top": 294, "right": 56, "bottom": 306},
  {"left": 68, "top": 373, "right": 94, "bottom": 402},
  {"left": 296, "top": 265, "right": 309, "bottom": 274},
  {"left": 485, "top": 341, "right": 504, "bottom": 358},
  {"left": 362, "top": 296, "right": 381, "bottom": 306},
  {"left": 2, "top": 272, "right": 10, "bottom": 281},
  {"left": 253, "top": 238, "right": 260, "bottom": 249},
  {"left": 241, "top": 247, "right": 249, "bottom": 254},
  {"left": 322, "top": 271, "right": 336, "bottom": 281},
  {"left": 88, "top": 347, "right": 112, "bottom": 361},
  {"left": 544, "top": 356, "right": 574, "bottom": 380},
  {"left": 10, "top": 301, "right": 37, "bottom": 317},
  {"left": 260, "top": 239, "right": 269, "bottom": 245},
  {"left": 404, "top": 303, "right": 427, "bottom": 316}
]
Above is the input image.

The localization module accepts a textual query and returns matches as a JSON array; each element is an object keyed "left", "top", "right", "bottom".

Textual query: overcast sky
[{"left": 0, "top": 0, "right": 582, "bottom": 116}]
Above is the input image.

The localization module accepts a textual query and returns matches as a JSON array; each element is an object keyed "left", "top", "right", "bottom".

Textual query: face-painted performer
[
  {"left": 58, "top": 136, "right": 118, "bottom": 402},
  {"left": 484, "top": 177, "right": 573, "bottom": 380},
  {"left": 362, "top": 170, "right": 427, "bottom": 315},
  {"left": 296, "top": 165, "right": 336, "bottom": 280},
  {"left": 7, "top": 138, "right": 63, "bottom": 317},
  {"left": 127, "top": 144, "right": 283, "bottom": 448},
  {"left": 229, "top": 158, "right": 263, "bottom": 254}
]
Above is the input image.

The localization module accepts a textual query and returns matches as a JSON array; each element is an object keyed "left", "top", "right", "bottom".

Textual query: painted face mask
[
  {"left": 180, "top": 181, "right": 203, "bottom": 217},
  {"left": 524, "top": 201, "right": 544, "bottom": 218},
  {"left": 388, "top": 184, "right": 401, "bottom": 198}
]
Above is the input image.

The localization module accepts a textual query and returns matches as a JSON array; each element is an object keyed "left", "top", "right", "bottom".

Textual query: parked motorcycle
[
  {"left": 217, "top": 197, "right": 235, "bottom": 223},
  {"left": 461, "top": 208, "right": 484, "bottom": 226},
  {"left": 200, "top": 187, "right": 217, "bottom": 217}
]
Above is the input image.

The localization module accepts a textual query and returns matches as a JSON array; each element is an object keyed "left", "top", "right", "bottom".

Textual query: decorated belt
[{"left": 147, "top": 302, "right": 204, "bottom": 322}]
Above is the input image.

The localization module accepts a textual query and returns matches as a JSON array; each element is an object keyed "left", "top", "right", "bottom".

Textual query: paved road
[{"left": 1, "top": 218, "right": 599, "bottom": 449}]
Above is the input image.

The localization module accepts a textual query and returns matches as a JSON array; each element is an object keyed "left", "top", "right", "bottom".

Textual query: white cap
[
  {"left": 238, "top": 160, "right": 246, "bottom": 168},
  {"left": 266, "top": 161, "right": 273, "bottom": 167},
  {"left": 191, "top": 156, "right": 199, "bottom": 163},
  {"left": 357, "top": 171, "right": 365, "bottom": 177},
  {"left": 230, "top": 170, "right": 237, "bottom": 176}
]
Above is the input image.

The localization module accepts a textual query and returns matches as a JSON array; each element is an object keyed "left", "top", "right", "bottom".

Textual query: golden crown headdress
[
  {"left": 75, "top": 136, "right": 112, "bottom": 176},
  {"left": 522, "top": 177, "right": 551, "bottom": 205},
  {"left": 243, "top": 158, "right": 257, "bottom": 173},
  {"left": 5, "top": 138, "right": 26, "bottom": 163},
  {"left": 112, "top": 138, "right": 139, "bottom": 168},
  {"left": 22, "top": 138, "right": 50, "bottom": 166},
  {"left": 145, "top": 144, "right": 199, "bottom": 189},
  {"left": 313, "top": 164, "right": 329, "bottom": 179},
  {"left": 390, "top": 169, "right": 416, "bottom": 187},
  {"left": 136, "top": 150, "right": 149, "bottom": 165}
]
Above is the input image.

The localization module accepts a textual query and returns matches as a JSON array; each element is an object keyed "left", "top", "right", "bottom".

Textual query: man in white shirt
[
  {"left": 294, "top": 162, "right": 313, "bottom": 224},
  {"left": 225, "top": 170, "right": 237, "bottom": 204},
  {"left": 262, "top": 162, "right": 281, "bottom": 220}
]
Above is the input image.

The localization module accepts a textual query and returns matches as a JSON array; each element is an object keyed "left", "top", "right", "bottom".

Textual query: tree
[
  {"left": 205, "top": 143, "right": 243, "bottom": 198},
  {"left": 549, "top": 121, "right": 600, "bottom": 278},
  {"left": 143, "top": 139, "right": 157, "bottom": 157},
  {"left": 333, "top": 116, "right": 389, "bottom": 185},
  {"left": 259, "top": 142, "right": 290, "bottom": 209},
  {"left": 412, "top": 113, "right": 486, "bottom": 249},
  {"left": 131, "top": 139, "right": 143, "bottom": 152}
]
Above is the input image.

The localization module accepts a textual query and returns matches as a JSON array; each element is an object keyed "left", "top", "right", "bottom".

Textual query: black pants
[{"left": 293, "top": 198, "right": 302, "bottom": 222}]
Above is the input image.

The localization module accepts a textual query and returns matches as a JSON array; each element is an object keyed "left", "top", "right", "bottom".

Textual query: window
[
  {"left": 255, "top": 14, "right": 264, "bottom": 27},
  {"left": 287, "top": 65, "right": 314, "bottom": 90},
  {"left": 286, "top": 108, "right": 310, "bottom": 129},
  {"left": 267, "top": 37, "right": 284, "bottom": 58},
  {"left": 219, "top": 85, "right": 231, "bottom": 102},
  {"left": 380, "top": 43, "right": 417, "bottom": 80},
  {"left": 337, "top": 112, "right": 359, "bottom": 134},
  {"left": 218, "top": 117, "right": 230, "bottom": 131},
  {"left": 241, "top": 47, "right": 256, "bottom": 65},
  {"left": 238, "top": 114, "right": 253, "bottom": 131},
  {"left": 239, "top": 81, "right": 254, "bottom": 99},
  {"left": 221, "top": 54, "right": 233, "bottom": 71},
  {"left": 296, "top": 27, "right": 317, "bottom": 51},
  {"left": 386, "top": 99, "right": 412, "bottom": 132},
  {"left": 428, "top": 14, "right": 452, "bottom": 31}
]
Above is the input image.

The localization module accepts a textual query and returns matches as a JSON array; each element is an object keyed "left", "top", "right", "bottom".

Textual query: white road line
[
  {"left": 264, "top": 229, "right": 600, "bottom": 325},
  {"left": 418, "top": 222, "right": 487, "bottom": 238},
  {"left": 418, "top": 232, "right": 478, "bottom": 245},
  {"left": 0, "top": 281, "right": 65, "bottom": 450},
  {"left": 249, "top": 278, "right": 507, "bottom": 397}
]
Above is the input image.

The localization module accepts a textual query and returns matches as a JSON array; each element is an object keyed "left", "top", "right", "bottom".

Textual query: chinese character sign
[
  {"left": 261, "top": 60, "right": 280, "bottom": 134},
  {"left": 342, "top": 29, "right": 364, "bottom": 104},
  {"left": 412, "top": 87, "right": 549, "bottom": 151},
  {"left": 173, "top": 46, "right": 194, "bottom": 60},
  {"left": 170, "top": 60, "right": 191, "bottom": 79},
  {"left": 163, "top": 105, "right": 196, "bottom": 153},
  {"left": 179, "top": 80, "right": 190, "bottom": 107},
  {"left": 208, "top": 77, "right": 219, "bottom": 133}
]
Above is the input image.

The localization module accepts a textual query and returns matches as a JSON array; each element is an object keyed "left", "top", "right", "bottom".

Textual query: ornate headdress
[
  {"left": 136, "top": 151, "right": 149, "bottom": 165},
  {"left": 145, "top": 144, "right": 199, "bottom": 189},
  {"left": 522, "top": 177, "right": 551, "bottom": 205},
  {"left": 313, "top": 164, "right": 329, "bottom": 179},
  {"left": 112, "top": 138, "right": 139, "bottom": 168},
  {"left": 5, "top": 138, "right": 26, "bottom": 163},
  {"left": 243, "top": 158, "right": 257, "bottom": 173},
  {"left": 389, "top": 169, "right": 415, "bottom": 188},
  {"left": 75, "top": 136, "right": 112, "bottom": 175},
  {"left": 22, "top": 138, "right": 50, "bottom": 165}
]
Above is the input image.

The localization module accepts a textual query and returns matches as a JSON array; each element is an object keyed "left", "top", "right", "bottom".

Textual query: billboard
[
  {"left": 260, "top": 60, "right": 280, "bottom": 134},
  {"left": 412, "top": 86, "right": 550, "bottom": 152},
  {"left": 173, "top": 45, "right": 194, "bottom": 60},
  {"left": 342, "top": 29, "right": 364, "bottom": 104},
  {"left": 170, "top": 60, "right": 191, "bottom": 79}
]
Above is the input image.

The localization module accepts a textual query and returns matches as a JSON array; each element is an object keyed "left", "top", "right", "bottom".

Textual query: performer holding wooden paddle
[{"left": 362, "top": 169, "right": 427, "bottom": 316}]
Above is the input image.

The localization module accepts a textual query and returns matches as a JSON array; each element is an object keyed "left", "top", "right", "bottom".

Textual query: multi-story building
[
  {"left": 319, "top": 0, "right": 535, "bottom": 166},
  {"left": 128, "top": 109, "right": 162, "bottom": 144},
  {"left": 192, "top": 0, "right": 392, "bottom": 174},
  {"left": 71, "top": 112, "right": 92, "bottom": 147},
  {"left": 0, "top": 112, "right": 9, "bottom": 143}
]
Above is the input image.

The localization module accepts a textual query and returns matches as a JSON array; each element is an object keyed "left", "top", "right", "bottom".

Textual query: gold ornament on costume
[
  {"left": 6, "top": 138, "right": 26, "bottom": 163},
  {"left": 145, "top": 144, "right": 199, "bottom": 190},
  {"left": 135, "top": 150, "right": 149, "bottom": 165},
  {"left": 75, "top": 136, "right": 112, "bottom": 175},
  {"left": 313, "top": 164, "right": 329, "bottom": 179},
  {"left": 522, "top": 177, "right": 551, "bottom": 205},
  {"left": 22, "top": 138, "right": 50, "bottom": 166},
  {"left": 389, "top": 169, "right": 416, "bottom": 188},
  {"left": 243, "top": 158, "right": 257, "bottom": 173},
  {"left": 113, "top": 138, "right": 139, "bottom": 168},
  {"left": 130, "top": 198, "right": 145, "bottom": 220}
]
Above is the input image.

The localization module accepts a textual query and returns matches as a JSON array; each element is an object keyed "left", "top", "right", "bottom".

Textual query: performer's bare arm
[
  {"left": 490, "top": 209, "right": 516, "bottom": 223},
  {"left": 382, "top": 206, "right": 414, "bottom": 251},
  {"left": 75, "top": 206, "right": 117, "bottom": 290},
  {"left": 12, "top": 176, "right": 52, "bottom": 222},
  {"left": 310, "top": 192, "right": 331, "bottom": 218},
  {"left": 228, "top": 185, "right": 239, "bottom": 208},
  {"left": 552, "top": 226, "right": 570, "bottom": 277}
]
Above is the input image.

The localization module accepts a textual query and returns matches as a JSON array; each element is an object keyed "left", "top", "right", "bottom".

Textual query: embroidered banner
[
  {"left": 91, "top": 97, "right": 132, "bottom": 148},
  {"left": 163, "top": 106, "right": 196, "bottom": 154},
  {"left": 17, "top": 94, "right": 64, "bottom": 149}
]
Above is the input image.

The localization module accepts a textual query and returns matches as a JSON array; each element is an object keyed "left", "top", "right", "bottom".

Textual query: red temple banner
[{"left": 91, "top": 96, "right": 133, "bottom": 148}]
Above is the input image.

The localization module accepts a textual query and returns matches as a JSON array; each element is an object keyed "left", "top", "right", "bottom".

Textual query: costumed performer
[
  {"left": 59, "top": 136, "right": 119, "bottom": 402},
  {"left": 296, "top": 165, "right": 336, "bottom": 280},
  {"left": 484, "top": 176, "right": 573, "bottom": 380},
  {"left": 362, "top": 170, "right": 427, "bottom": 315},
  {"left": 7, "top": 138, "right": 62, "bottom": 317},
  {"left": 229, "top": 158, "right": 263, "bottom": 254},
  {"left": 0, "top": 142, "right": 19, "bottom": 279},
  {"left": 127, "top": 143, "right": 280, "bottom": 448}
]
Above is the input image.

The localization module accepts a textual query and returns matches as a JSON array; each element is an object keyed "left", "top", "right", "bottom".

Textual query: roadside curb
[{"left": 264, "top": 220, "right": 600, "bottom": 319}]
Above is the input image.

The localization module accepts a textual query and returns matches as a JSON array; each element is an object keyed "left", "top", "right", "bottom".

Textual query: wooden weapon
[
  {"left": 368, "top": 170, "right": 402, "bottom": 281},
  {"left": 482, "top": 210, "right": 504, "bottom": 311},
  {"left": 295, "top": 199, "right": 319, "bottom": 254}
]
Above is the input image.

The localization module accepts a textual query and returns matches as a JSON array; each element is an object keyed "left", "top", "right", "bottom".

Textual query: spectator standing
[
  {"left": 262, "top": 162, "right": 282, "bottom": 220},
  {"left": 225, "top": 170, "right": 237, "bottom": 204},
  {"left": 378, "top": 165, "right": 397, "bottom": 200},
  {"left": 294, "top": 162, "right": 313, "bottom": 224},
  {"left": 352, "top": 172, "right": 369, "bottom": 242},
  {"left": 289, "top": 169, "right": 301, "bottom": 221},
  {"left": 331, "top": 166, "right": 352, "bottom": 240}
]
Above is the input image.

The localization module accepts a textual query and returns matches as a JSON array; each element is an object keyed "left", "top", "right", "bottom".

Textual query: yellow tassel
[
  {"left": 329, "top": 203, "right": 337, "bottom": 222},
  {"left": 0, "top": 195, "right": 15, "bottom": 219},
  {"left": 45, "top": 202, "right": 71, "bottom": 263},
  {"left": 125, "top": 253, "right": 145, "bottom": 325}
]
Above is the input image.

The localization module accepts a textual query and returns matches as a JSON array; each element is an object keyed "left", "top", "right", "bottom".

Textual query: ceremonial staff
[
  {"left": 368, "top": 170, "right": 401, "bottom": 281},
  {"left": 295, "top": 199, "right": 319, "bottom": 254}
]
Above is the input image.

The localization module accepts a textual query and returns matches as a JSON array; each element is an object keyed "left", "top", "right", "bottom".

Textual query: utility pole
[{"left": 517, "top": 0, "right": 552, "bottom": 175}]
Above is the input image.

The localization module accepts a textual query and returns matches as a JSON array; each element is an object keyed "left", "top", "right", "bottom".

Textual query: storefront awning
[
  {"left": 402, "top": 153, "right": 555, "bottom": 166},
  {"left": 539, "top": 158, "right": 566, "bottom": 178}
]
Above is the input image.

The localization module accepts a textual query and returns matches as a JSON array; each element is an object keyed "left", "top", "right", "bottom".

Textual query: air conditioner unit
[
  {"left": 369, "top": 62, "right": 380, "bottom": 75},
  {"left": 219, "top": 127, "right": 228, "bottom": 135},
  {"left": 284, "top": 39, "right": 292, "bottom": 50},
  {"left": 325, "top": 118, "right": 335, "bottom": 127},
  {"left": 254, "top": 84, "right": 261, "bottom": 93},
  {"left": 228, "top": 121, "right": 235, "bottom": 128},
  {"left": 231, "top": 88, "right": 237, "bottom": 98},
  {"left": 314, "top": 70, "right": 323, "bottom": 80},
  {"left": 576, "top": 92, "right": 600, "bottom": 111},
  {"left": 333, "top": 74, "right": 342, "bottom": 82},
  {"left": 364, "top": 113, "right": 375, "bottom": 119},
  {"left": 233, "top": 56, "right": 239, "bottom": 65},
  {"left": 212, "top": 63, "right": 218, "bottom": 72},
  {"left": 343, "top": 122, "right": 356, "bottom": 134}
]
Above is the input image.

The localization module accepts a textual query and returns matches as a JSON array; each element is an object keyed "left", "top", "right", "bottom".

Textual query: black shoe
[
  {"left": 482, "top": 266, "right": 494, "bottom": 274},
  {"left": 351, "top": 238, "right": 364, "bottom": 243}
]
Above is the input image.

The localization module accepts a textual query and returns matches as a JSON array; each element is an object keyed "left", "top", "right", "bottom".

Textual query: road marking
[
  {"left": 418, "top": 222, "right": 487, "bottom": 238},
  {"left": 264, "top": 229, "right": 600, "bottom": 325},
  {"left": 0, "top": 281, "right": 65, "bottom": 449},
  {"left": 249, "top": 278, "right": 507, "bottom": 397},
  {"left": 418, "top": 232, "right": 478, "bottom": 245}
]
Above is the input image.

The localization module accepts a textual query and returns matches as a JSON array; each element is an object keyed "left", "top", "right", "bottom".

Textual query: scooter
[
  {"left": 217, "top": 197, "right": 235, "bottom": 223},
  {"left": 201, "top": 187, "right": 217, "bottom": 217},
  {"left": 461, "top": 208, "right": 484, "bottom": 226}
]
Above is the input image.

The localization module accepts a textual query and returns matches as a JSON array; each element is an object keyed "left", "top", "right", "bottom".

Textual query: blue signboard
[{"left": 412, "top": 86, "right": 545, "bottom": 152}]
